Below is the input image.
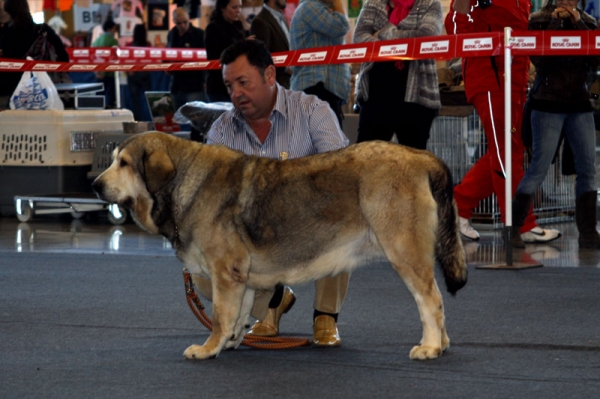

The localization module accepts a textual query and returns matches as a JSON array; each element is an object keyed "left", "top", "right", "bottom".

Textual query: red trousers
[{"left": 454, "top": 90, "right": 537, "bottom": 232}]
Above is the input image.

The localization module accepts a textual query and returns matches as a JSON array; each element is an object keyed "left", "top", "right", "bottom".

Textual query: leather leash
[{"left": 183, "top": 269, "right": 311, "bottom": 349}]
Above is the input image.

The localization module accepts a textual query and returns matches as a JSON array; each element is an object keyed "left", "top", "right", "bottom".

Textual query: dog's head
[{"left": 92, "top": 132, "right": 177, "bottom": 233}]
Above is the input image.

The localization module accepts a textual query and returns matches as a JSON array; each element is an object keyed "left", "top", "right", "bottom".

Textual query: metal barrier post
[{"left": 476, "top": 27, "right": 542, "bottom": 270}]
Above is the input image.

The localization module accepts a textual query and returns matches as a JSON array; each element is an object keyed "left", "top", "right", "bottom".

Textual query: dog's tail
[{"left": 429, "top": 160, "right": 468, "bottom": 295}]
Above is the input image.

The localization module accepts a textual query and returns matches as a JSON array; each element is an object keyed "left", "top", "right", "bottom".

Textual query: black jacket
[
  {"left": 167, "top": 25, "right": 206, "bottom": 94},
  {"left": 250, "top": 7, "right": 291, "bottom": 89},
  {"left": 529, "top": 7, "right": 599, "bottom": 113}
]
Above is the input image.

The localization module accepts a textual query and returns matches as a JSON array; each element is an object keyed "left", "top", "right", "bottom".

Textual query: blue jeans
[{"left": 517, "top": 110, "right": 596, "bottom": 198}]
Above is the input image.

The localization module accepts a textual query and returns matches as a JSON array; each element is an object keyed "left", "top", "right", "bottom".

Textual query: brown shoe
[
  {"left": 247, "top": 286, "right": 296, "bottom": 337},
  {"left": 312, "top": 315, "right": 341, "bottom": 347}
]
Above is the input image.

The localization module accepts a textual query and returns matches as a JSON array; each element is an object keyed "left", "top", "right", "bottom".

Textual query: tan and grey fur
[{"left": 92, "top": 132, "right": 467, "bottom": 361}]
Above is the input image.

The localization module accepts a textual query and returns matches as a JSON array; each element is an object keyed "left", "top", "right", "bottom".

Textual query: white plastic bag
[{"left": 9, "top": 70, "right": 64, "bottom": 110}]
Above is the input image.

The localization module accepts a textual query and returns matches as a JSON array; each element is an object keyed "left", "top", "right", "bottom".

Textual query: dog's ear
[{"left": 143, "top": 150, "right": 176, "bottom": 194}]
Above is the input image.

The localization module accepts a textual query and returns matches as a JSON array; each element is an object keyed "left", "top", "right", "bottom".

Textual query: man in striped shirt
[{"left": 193, "top": 39, "right": 350, "bottom": 347}]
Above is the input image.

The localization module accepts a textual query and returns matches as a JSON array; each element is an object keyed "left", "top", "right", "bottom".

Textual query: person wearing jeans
[{"left": 512, "top": 0, "right": 600, "bottom": 249}]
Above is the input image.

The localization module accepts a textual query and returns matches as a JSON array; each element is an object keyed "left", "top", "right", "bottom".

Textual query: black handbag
[
  {"left": 521, "top": 75, "right": 542, "bottom": 148},
  {"left": 25, "top": 24, "right": 71, "bottom": 84}
]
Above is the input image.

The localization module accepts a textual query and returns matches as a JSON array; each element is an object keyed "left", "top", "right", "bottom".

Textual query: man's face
[
  {"left": 173, "top": 14, "right": 190, "bottom": 35},
  {"left": 222, "top": 55, "right": 276, "bottom": 121}
]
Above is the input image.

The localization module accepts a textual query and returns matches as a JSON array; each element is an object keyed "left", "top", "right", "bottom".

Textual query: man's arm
[
  {"left": 378, "top": 0, "right": 442, "bottom": 40},
  {"left": 307, "top": 100, "right": 349, "bottom": 153},
  {"left": 296, "top": 0, "right": 349, "bottom": 39},
  {"left": 206, "top": 114, "right": 227, "bottom": 145}
]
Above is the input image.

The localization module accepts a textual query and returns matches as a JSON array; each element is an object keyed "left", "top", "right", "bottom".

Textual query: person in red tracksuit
[{"left": 445, "top": 0, "right": 561, "bottom": 247}]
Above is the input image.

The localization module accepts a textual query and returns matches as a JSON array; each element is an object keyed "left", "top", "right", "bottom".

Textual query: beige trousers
[{"left": 191, "top": 272, "right": 350, "bottom": 320}]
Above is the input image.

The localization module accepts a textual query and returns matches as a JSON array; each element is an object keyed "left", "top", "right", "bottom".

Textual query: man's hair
[
  {"left": 220, "top": 39, "right": 275, "bottom": 74},
  {"left": 172, "top": 7, "right": 189, "bottom": 21}
]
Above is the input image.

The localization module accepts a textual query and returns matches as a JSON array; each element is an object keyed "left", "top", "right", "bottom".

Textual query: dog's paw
[
  {"left": 409, "top": 345, "right": 442, "bottom": 360},
  {"left": 183, "top": 344, "right": 218, "bottom": 360}
]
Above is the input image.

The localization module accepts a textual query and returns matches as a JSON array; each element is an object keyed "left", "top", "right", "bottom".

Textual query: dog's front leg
[
  {"left": 184, "top": 258, "right": 249, "bottom": 360},
  {"left": 225, "top": 287, "right": 255, "bottom": 350}
]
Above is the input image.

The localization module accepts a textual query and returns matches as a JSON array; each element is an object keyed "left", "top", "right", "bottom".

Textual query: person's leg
[
  {"left": 191, "top": 274, "right": 277, "bottom": 320},
  {"left": 394, "top": 102, "right": 437, "bottom": 150},
  {"left": 313, "top": 273, "right": 350, "bottom": 347},
  {"left": 565, "top": 112, "right": 600, "bottom": 248},
  {"left": 516, "top": 110, "right": 565, "bottom": 197},
  {"left": 484, "top": 91, "right": 560, "bottom": 243},
  {"left": 510, "top": 110, "right": 564, "bottom": 247},
  {"left": 484, "top": 90, "right": 533, "bottom": 231},
  {"left": 356, "top": 100, "right": 395, "bottom": 143},
  {"left": 128, "top": 74, "right": 141, "bottom": 120},
  {"left": 247, "top": 284, "right": 296, "bottom": 337},
  {"left": 454, "top": 92, "right": 497, "bottom": 221},
  {"left": 565, "top": 112, "right": 597, "bottom": 198},
  {"left": 103, "top": 76, "right": 116, "bottom": 108}
]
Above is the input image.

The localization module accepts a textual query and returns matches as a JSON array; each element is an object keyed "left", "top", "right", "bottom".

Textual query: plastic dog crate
[
  {"left": 0, "top": 109, "right": 133, "bottom": 166},
  {"left": 0, "top": 109, "right": 133, "bottom": 217}
]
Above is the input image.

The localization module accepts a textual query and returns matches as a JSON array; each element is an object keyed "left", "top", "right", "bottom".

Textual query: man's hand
[
  {"left": 552, "top": 6, "right": 581, "bottom": 23},
  {"left": 332, "top": 0, "right": 345, "bottom": 15}
]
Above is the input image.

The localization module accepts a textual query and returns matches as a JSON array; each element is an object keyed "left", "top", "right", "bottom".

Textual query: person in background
[
  {"left": 204, "top": 0, "right": 249, "bottom": 102},
  {"left": 93, "top": 19, "right": 119, "bottom": 108},
  {"left": 0, "top": 0, "right": 69, "bottom": 109},
  {"left": 127, "top": 24, "right": 152, "bottom": 121},
  {"left": 167, "top": 7, "right": 206, "bottom": 109},
  {"left": 353, "top": 0, "right": 441, "bottom": 150},
  {"left": 193, "top": 39, "right": 350, "bottom": 347},
  {"left": 512, "top": 0, "right": 600, "bottom": 249},
  {"left": 290, "top": 0, "right": 350, "bottom": 128},
  {"left": 250, "top": 0, "right": 292, "bottom": 88},
  {"left": 446, "top": 0, "right": 561, "bottom": 247}
]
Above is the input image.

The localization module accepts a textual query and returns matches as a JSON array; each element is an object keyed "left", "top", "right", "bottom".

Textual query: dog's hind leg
[
  {"left": 225, "top": 287, "right": 255, "bottom": 350},
  {"left": 391, "top": 252, "right": 446, "bottom": 360},
  {"left": 376, "top": 219, "right": 447, "bottom": 360}
]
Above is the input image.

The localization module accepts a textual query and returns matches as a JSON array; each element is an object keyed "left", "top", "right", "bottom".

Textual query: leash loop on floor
[{"left": 183, "top": 269, "right": 311, "bottom": 349}]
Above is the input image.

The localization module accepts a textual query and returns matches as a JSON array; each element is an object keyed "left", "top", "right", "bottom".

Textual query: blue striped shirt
[{"left": 207, "top": 84, "right": 349, "bottom": 159}]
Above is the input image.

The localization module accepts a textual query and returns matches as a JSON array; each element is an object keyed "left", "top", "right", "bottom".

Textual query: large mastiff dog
[{"left": 93, "top": 132, "right": 467, "bottom": 360}]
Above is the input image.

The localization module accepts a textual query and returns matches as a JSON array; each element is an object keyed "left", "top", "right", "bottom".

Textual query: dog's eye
[{"left": 120, "top": 159, "right": 128, "bottom": 168}]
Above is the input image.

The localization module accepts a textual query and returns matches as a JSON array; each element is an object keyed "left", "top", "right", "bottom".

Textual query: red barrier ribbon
[{"left": 1, "top": 30, "right": 599, "bottom": 72}]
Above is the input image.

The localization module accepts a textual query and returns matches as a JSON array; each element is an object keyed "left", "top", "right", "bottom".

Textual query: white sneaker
[
  {"left": 520, "top": 227, "right": 562, "bottom": 243},
  {"left": 459, "top": 217, "right": 480, "bottom": 241}
]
